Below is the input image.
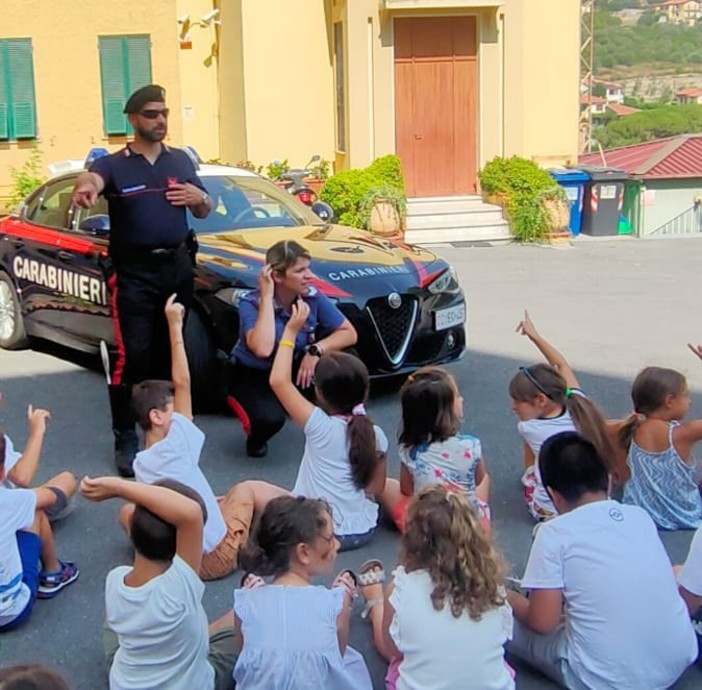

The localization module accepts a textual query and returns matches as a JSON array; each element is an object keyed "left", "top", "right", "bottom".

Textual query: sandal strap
[
  {"left": 361, "top": 597, "right": 384, "bottom": 620},
  {"left": 357, "top": 569, "right": 385, "bottom": 587}
]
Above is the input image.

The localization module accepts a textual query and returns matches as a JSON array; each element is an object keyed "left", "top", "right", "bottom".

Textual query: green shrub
[
  {"left": 10, "top": 145, "right": 46, "bottom": 207},
  {"left": 266, "top": 159, "right": 290, "bottom": 181},
  {"left": 320, "top": 155, "right": 406, "bottom": 228},
  {"left": 479, "top": 156, "right": 554, "bottom": 197}
]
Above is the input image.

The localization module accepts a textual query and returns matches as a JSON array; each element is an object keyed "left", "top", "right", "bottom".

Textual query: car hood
[{"left": 195, "top": 225, "right": 450, "bottom": 299}]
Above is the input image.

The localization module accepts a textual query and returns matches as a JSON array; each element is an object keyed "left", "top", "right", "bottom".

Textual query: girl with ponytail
[
  {"left": 509, "top": 311, "right": 619, "bottom": 520},
  {"left": 233, "top": 495, "right": 372, "bottom": 689},
  {"left": 270, "top": 301, "right": 388, "bottom": 550}
]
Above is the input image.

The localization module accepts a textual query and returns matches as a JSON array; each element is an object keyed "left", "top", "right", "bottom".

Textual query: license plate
[{"left": 435, "top": 303, "right": 466, "bottom": 331}]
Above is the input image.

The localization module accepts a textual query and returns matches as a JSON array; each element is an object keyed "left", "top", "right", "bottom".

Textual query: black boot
[{"left": 108, "top": 384, "right": 138, "bottom": 477}]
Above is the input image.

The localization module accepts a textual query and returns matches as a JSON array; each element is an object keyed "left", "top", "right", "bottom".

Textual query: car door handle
[{"left": 57, "top": 251, "right": 74, "bottom": 263}]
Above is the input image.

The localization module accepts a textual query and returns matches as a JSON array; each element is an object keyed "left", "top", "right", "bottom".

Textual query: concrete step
[
  {"left": 405, "top": 194, "right": 512, "bottom": 244},
  {"left": 406, "top": 209, "right": 506, "bottom": 230},
  {"left": 404, "top": 223, "right": 512, "bottom": 245}
]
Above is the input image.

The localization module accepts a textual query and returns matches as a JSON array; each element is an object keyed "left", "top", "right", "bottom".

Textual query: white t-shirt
[
  {"left": 1, "top": 434, "right": 22, "bottom": 489},
  {"left": 522, "top": 500, "right": 697, "bottom": 690},
  {"left": 679, "top": 525, "right": 702, "bottom": 597},
  {"left": 389, "top": 566, "right": 514, "bottom": 690},
  {"left": 106, "top": 555, "right": 215, "bottom": 690},
  {"left": 134, "top": 413, "right": 226, "bottom": 553},
  {"left": 293, "top": 407, "right": 388, "bottom": 536},
  {"left": 518, "top": 410, "right": 576, "bottom": 513},
  {"left": 0, "top": 486, "right": 36, "bottom": 627}
]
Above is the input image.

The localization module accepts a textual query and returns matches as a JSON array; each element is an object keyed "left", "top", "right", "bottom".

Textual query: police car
[{"left": 0, "top": 153, "right": 466, "bottom": 408}]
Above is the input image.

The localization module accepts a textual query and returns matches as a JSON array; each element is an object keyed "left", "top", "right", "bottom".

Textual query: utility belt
[{"left": 109, "top": 230, "right": 199, "bottom": 267}]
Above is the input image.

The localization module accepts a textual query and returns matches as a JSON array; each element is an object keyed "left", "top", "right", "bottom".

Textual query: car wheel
[
  {"left": 0, "top": 272, "right": 29, "bottom": 350},
  {"left": 185, "top": 308, "right": 221, "bottom": 413}
]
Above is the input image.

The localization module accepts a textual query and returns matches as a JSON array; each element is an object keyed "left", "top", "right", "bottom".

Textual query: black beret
[{"left": 123, "top": 84, "right": 166, "bottom": 114}]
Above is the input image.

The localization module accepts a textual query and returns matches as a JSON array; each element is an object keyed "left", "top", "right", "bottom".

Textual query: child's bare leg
[
  {"left": 236, "top": 480, "right": 289, "bottom": 515},
  {"left": 360, "top": 566, "right": 392, "bottom": 662},
  {"left": 378, "top": 478, "right": 402, "bottom": 515},
  {"left": 119, "top": 503, "right": 136, "bottom": 534},
  {"left": 43, "top": 471, "right": 77, "bottom": 498},
  {"left": 32, "top": 511, "right": 60, "bottom": 573},
  {"left": 476, "top": 472, "right": 491, "bottom": 504}
]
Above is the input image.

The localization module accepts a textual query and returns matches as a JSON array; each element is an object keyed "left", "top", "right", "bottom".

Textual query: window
[
  {"left": 334, "top": 22, "right": 346, "bottom": 152},
  {"left": 26, "top": 178, "right": 76, "bottom": 229},
  {"left": 98, "top": 35, "right": 152, "bottom": 136},
  {"left": 0, "top": 38, "right": 37, "bottom": 140}
]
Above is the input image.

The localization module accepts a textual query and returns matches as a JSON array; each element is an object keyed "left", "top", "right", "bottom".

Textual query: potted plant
[
  {"left": 360, "top": 184, "right": 407, "bottom": 238},
  {"left": 304, "top": 157, "right": 331, "bottom": 195},
  {"left": 539, "top": 186, "right": 571, "bottom": 241},
  {"left": 267, "top": 159, "right": 291, "bottom": 189}
]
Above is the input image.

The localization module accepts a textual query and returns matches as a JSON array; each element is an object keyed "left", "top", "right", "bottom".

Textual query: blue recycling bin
[{"left": 549, "top": 168, "right": 589, "bottom": 236}]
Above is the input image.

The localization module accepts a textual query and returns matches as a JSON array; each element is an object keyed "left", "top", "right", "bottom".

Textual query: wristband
[{"left": 279, "top": 340, "right": 295, "bottom": 349}]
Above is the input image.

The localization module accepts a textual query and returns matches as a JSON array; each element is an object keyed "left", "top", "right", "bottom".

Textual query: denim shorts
[
  {"left": 337, "top": 526, "right": 377, "bottom": 552},
  {"left": 0, "top": 530, "right": 41, "bottom": 632}
]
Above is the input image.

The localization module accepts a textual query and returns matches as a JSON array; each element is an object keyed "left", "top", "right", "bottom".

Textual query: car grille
[{"left": 366, "top": 295, "right": 418, "bottom": 366}]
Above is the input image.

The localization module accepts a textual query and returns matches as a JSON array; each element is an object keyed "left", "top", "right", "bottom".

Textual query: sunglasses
[{"left": 139, "top": 108, "right": 170, "bottom": 120}]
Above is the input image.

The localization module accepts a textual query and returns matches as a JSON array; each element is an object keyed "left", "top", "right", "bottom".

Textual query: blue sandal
[{"left": 37, "top": 561, "right": 79, "bottom": 599}]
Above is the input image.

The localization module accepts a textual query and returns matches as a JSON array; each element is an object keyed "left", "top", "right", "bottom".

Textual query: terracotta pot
[
  {"left": 483, "top": 191, "right": 510, "bottom": 207},
  {"left": 542, "top": 198, "right": 571, "bottom": 232},
  {"left": 304, "top": 177, "right": 326, "bottom": 194},
  {"left": 368, "top": 200, "right": 402, "bottom": 237}
]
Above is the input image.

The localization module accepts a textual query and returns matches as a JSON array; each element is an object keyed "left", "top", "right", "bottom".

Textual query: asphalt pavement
[{"left": 1, "top": 236, "right": 702, "bottom": 688}]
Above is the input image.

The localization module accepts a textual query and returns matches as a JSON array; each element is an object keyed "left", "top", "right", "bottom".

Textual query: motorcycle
[{"left": 278, "top": 155, "right": 334, "bottom": 223}]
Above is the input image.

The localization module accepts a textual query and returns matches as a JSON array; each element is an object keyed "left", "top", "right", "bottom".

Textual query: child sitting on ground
[
  {"left": 360, "top": 486, "right": 514, "bottom": 690},
  {"left": 678, "top": 524, "right": 702, "bottom": 625},
  {"left": 507, "top": 432, "right": 697, "bottom": 690},
  {"left": 81, "top": 475, "right": 238, "bottom": 690},
  {"left": 621, "top": 365, "right": 702, "bottom": 530},
  {"left": 0, "top": 435, "right": 79, "bottom": 632},
  {"left": 378, "top": 367, "right": 490, "bottom": 534},
  {"left": 1, "top": 393, "right": 76, "bottom": 521},
  {"left": 269, "top": 301, "right": 387, "bottom": 550},
  {"left": 121, "top": 294, "right": 280, "bottom": 580},
  {"left": 510, "top": 311, "right": 618, "bottom": 520},
  {"left": 233, "top": 495, "right": 372, "bottom": 689}
]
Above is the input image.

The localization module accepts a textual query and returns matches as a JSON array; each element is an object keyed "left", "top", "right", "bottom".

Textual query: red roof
[
  {"left": 676, "top": 88, "right": 702, "bottom": 98},
  {"left": 592, "top": 78, "right": 623, "bottom": 90},
  {"left": 580, "top": 94, "right": 607, "bottom": 105},
  {"left": 579, "top": 134, "right": 702, "bottom": 179},
  {"left": 607, "top": 103, "right": 640, "bottom": 116}
]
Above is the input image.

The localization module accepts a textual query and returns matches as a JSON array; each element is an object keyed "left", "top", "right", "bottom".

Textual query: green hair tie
[{"left": 565, "top": 388, "right": 573, "bottom": 398}]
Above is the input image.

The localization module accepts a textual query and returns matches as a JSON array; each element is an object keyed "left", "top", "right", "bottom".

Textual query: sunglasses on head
[{"left": 139, "top": 108, "right": 169, "bottom": 119}]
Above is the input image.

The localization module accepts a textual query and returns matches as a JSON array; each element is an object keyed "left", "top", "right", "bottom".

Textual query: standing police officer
[{"left": 71, "top": 84, "right": 211, "bottom": 476}]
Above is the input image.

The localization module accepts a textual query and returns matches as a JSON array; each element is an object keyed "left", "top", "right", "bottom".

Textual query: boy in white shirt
[
  {"left": 120, "top": 294, "right": 273, "bottom": 580},
  {"left": 0, "top": 435, "right": 79, "bottom": 632},
  {"left": 507, "top": 431, "right": 697, "bottom": 690},
  {"left": 1, "top": 394, "right": 77, "bottom": 522},
  {"left": 80, "top": 475, "right": 238, "bottom": 690}
]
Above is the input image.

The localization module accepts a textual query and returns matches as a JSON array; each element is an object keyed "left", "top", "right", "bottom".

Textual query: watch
[
  {"left": 305, "top": 344, "right": 323, "bottom": 358},
  {"left": 201, "top": 192, "right": 209, "bottom": 206}
]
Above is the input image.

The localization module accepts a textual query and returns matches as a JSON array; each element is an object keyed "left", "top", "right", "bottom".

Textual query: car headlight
[
  {"left": 427, "top": 266, "right": 459, "bottom": 295},
  {"left": 214, "top": 286, "right": 251, "bottom": 308}
]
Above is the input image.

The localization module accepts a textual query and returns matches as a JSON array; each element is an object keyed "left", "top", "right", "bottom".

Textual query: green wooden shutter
[
  {"left": 0, "top": 44, "right": 8, "bottom": 139},
  {"left": 125, "top": 35, "right": 151, "bottom": 93},
  {"left": 99, "top": 36, "right": 128, "bottom": 135},
  {"left": 6, "top": 39, "right": 37, "bottom": 138}
]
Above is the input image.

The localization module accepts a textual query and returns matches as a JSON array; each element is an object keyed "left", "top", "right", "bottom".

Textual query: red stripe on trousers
[
  {"left": 108, "top": 273, "right": 127, "bottom": 386},
  {"left": 226, "top": 396, "right": 251, "bottom": 436}
]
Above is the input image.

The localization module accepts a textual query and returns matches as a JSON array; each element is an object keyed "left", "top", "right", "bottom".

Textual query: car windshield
[{"left": 187, "top": 175, "right": 322, "bottom": 235}]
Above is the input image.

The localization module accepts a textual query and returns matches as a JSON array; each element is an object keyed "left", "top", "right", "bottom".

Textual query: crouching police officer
[{"left": 71, "top": 84, "right": 211, "bottom": 476}]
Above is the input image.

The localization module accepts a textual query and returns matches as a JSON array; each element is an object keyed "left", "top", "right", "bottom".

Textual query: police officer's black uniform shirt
[{"left": 90, "top": 145, "right": 206, "bottom": 251}]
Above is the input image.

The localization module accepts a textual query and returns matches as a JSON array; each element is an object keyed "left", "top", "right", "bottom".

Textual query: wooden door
[{"left": 395, "top": 16, "right": 478, "bottom": 197}]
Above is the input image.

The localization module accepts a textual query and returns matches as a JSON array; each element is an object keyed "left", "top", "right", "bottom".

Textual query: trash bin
[
  {"left": 549, "top": 168, "right": 589, "bottom": 236},
  {"left": 578, "top": 166, "right": 629, "bottom": 237}
]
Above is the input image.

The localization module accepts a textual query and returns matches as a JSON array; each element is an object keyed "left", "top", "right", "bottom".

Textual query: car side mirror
[
  {"left": 79, "top": 215, "right": 110, "bottom": 236},
  {"left": 311, "top": 202, "right": 334, "bottom": 223}
]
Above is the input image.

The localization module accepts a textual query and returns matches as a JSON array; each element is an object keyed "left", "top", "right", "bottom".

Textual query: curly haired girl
[{"left": 359, "top": 486, "right": 515, "bottom": 690}]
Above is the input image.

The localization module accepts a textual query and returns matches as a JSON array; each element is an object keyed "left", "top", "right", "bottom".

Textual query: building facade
[{"left": 1, "top": 0, "right": 580, "bottom": 207}]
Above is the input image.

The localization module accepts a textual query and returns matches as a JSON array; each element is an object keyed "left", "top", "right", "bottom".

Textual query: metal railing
[{"left": 649, "top": 206, "right": 702, "bottom": 237}]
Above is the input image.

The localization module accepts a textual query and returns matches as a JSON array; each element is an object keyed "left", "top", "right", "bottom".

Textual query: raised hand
[
  {"left": 27, "top": 404, "right": 50, "bottom": 436},
  {"left": 688, "top": 343, "right": 702, "bottom": 362},
  {"left": 287, "top": 300, "right": 311, "bottom": 335},
  {"left": 165, "top": 293, "right": 185, "bottom": 323},
  {"left": 516, "top": 309, "right": 539, "bottom": 340}
]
